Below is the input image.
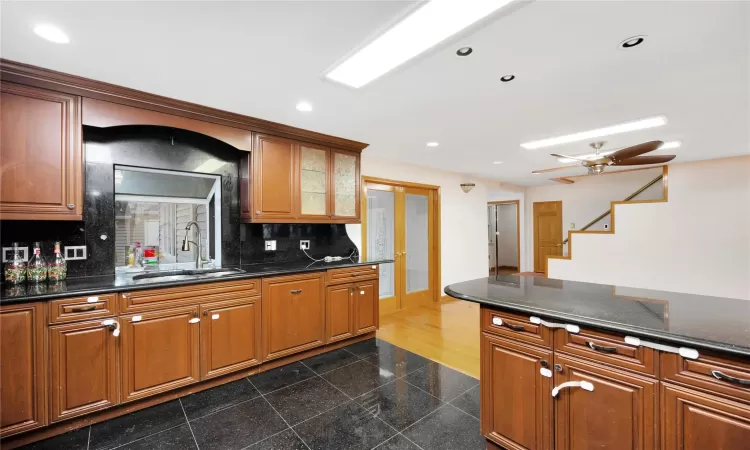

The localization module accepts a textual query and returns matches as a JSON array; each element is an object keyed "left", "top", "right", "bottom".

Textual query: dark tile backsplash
[{"left": 0, "top": 125, "right": 356, "bottom": 278}]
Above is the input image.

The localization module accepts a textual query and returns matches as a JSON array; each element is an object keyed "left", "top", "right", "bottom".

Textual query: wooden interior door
[
  {"left": 354, "top": 280, "right": 378, "bottom": 335},
  {"left": 325, "top": 284, "right": 354, "bottom": 343},
  {"left": 481, "top": 332, "right": 553, "bottom": 450},
  {"left": 0, "top": 82, "right": 82, "bottom": 220},
  {"left": 554, "top": 353, "right": 658, "bottom": 450},
  {"left": 120, "top": 306, "right": 200, "bottom": 402},
  {"left": 49, "top": 319, "right": 119, "bottom": 422},
  {"left": 0, "top": 303, "right": 46, "bottom": 437},
  {"left": 200, "top": 296, "right": 262, "bottom": 380},
  {"left": 251, "top": 133, "right": 298, "bottom": 220},
  {"left": 533, "top": 201, "right": 562, "bottom": 273}
]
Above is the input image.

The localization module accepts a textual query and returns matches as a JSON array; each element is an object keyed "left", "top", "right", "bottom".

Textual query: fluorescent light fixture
[
  {"left": 521, "top": 116, "right": 667, "bottom": 150},
  {"left": 493, "top": 161, "right": 503, "bottom": 164},
  {"left": 326, "top": 0, "right": 514, "bottom": 88},
  {"left": 33, "top": 24, "right": 69, "bottom": 44},
  {"left": 194, "top": 159, "right": 226, "bottom": 173},
  {"left": 426, "top": 142, "right": 439, "bottom": 147},
  {"left": 296, "top": 101, "right": 312, "bottom": 112},
  {"left": 659, "top": 141, "right": 681, "bottom": 150}
]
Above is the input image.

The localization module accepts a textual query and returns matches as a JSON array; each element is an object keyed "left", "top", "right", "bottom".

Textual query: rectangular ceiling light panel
[
  {"left": 521, "top": 116, "right": 668, "bottom": 150},
  {"left": 326, "top": 0, "right": 514, "bottom": 88}
]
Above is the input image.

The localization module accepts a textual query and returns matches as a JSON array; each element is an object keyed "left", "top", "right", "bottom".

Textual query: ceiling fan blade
[
  {"left": 610, "top": 140, "right": 663, "bottom": 162},
  {"left": 550, "top": 153, "right": 591, "bottom": 162},
  {"left": 532, "top": 164, "right": 581, "bottom": 174},
  {"left": 614, "top": 155, "right": 676, "bottom": 166}
]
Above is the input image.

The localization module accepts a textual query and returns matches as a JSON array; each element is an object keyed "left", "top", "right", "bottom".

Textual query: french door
[{"left": 363, "top": 180, "right": 436, "bottom": 315}]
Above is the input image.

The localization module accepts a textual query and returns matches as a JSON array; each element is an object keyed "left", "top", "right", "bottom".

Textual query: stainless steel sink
[{"left": 132, "top": 268, "right": 245, "bottom": 282}]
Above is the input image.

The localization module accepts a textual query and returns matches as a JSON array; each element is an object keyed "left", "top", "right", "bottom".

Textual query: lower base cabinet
[
  {"left": 49, "top": 319, "right": 119, "bottom": 422},
  {"left": 353, "top": 280, "right": 378, "bottom": 335},
  {"left": 326, "top": 285, "right": 354, "bottom": 343},
  {"left": 120, "top": 306, "right": 200, "bottom": 402},
  {"left": 200, "top": 296, "right": 262, "bottom": 379}
]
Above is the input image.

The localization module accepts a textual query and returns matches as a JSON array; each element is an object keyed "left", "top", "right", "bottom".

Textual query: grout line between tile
[
  {"left": 445, "top": 401, "right": 481, "bottom": 421},
  {"left": 445, "top": 383, "right": 480, "bottom": 404},
  {"left": 247, "top": 379, "right": 312, "bottom": 450},
  {"left": 398, "top": 403, "right": 449, "bottom": 436},
  {"left": 104, "top": 423, "right": 189, "bottom": 450},
  {"left": 300, "top": 360, "right": 354, "bottom": 401},
  {"left": 311, "top": 357, "right": 366, "bottom": 377},
  {"left": 244, "top": 373, "right": 315, "bottom": 398},
  {"left": 179, "top": 398, "right": 201, "bottom": 450},
  {"left": 185, "top": 395, "right": 258, "bottom": 423}
]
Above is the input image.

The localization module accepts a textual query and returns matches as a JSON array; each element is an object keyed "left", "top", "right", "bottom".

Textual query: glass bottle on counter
[
  {"left": 48, "top": 241, "right": 67, "bottom": 282},
  {"left": 4, "top": 242, "right": 27, "bottom": 285},
  {"left": 26, "top": 241, "right": 48, "bottom": 283}
]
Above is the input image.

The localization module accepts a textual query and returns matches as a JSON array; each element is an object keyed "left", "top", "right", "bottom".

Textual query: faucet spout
[{"left": 184, "top": 221, "right": 202, "bottom": 269}]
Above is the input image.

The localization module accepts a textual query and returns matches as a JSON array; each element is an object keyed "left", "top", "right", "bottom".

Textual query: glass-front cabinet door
[
  {"left": 299, "top": 144, "right": 330, "bottom": 220},
  {"left": 330, "top": 149, "right": 360, "bottom": 221}
]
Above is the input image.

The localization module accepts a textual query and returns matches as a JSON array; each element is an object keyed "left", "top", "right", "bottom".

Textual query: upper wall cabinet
[
  {"left": 0, "top": 82, "right": 82, "bottom": 220},
  {"left": 242, "top": 135, "right": 361, "bottom": 224}
]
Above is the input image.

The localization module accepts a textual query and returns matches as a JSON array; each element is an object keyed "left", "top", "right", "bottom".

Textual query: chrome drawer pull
[
  {"left": 101, "top": 319, "right": 120, "bottom": 337},
  {"left": 552, "top": 381, "right": 594, "bottom": 397},
  {"left": 587, "top": 341, "right": 618, "bottom": 354},
  {"left": 712, "top": 370, "right": 750, "bottom": 386}
]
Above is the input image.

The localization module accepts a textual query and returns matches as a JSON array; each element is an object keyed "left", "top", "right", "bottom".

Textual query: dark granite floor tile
[
  {"left": 293, "top": 401, "right": 396, "bottom": 450},
  {"left": 402, "top": 405, "right": 484, "bottom": 450},
  {"left": 20, "top": 427, "right": 89, "bottom": 449},
  {"left": 364, "top": 346, "right": 431, "bottom": 378},
  {"left": 189, "top": 397, "right": 287, "bottom": 450},
  {"left": 89, "top": 400, "right": 186, "bottom": 450},
  {"left": 248, "top": 361, "right": 316, "bottom": 394},
  {"left": 247, "top": 429, "right": 308, "bottom": 450},
  {"left": 303, "top": 348, "right": 360, "bottom": 374},
  {"left": 404, "top": 362, "right": 479, "bottom": 401},
  {"left": 374, "top": 434, "right": 423, "bottom": 450},
  {"left": 180, "top": 378, "right": 259, "bottom": 420},
  {"left": 356, "top": 378, "right": 444, "bottom": 431},
  {"left": 265, "top": 376, "right": 349, "bottom": 425},
  {"left": 322, "top": 360, "right": 396, "bottom": 398},
  {"left": 343, "top": 338, "right": 396, "bottom": 359},
  {"left": 450, "top": 385, "right": 480, "bottom": 419},
  {"left": 117, "top": 425, "right": 197, "bottom": 449}
]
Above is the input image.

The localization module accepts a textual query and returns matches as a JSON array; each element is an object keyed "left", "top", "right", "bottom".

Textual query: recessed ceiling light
[
  {"left": 620, "top": 35, "right": 646, "bottom": 49},
  {"left": 296, "top": 101, "right": 312, "bottom": 112},
  {"left": 33, "top": 24, "right": 69, "bottom": 44},
  {"left": 659, "top": 141, "right": 681, "bottom": 150},
  {"left": 520, "top": 116, "right": 667, "bottom": 150},
  {"left": 325, "top": 0, "right": 514, "bottom": 88},
  {"left": 456, "top": 46, "right": 473, "bottom": 56},
  {"left": 426, "top": 142, "right": 439, "bottom": 147},
  {"left": 500, "top": 74, "right": 515, "bottom": 82},
  {"left": 493, "top": 161, "right": 503, "bottom": 164}
]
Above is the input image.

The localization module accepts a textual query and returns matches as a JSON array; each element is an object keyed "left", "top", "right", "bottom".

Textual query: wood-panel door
[
  {"left": 325, "top": 284, "right": 354, "bottom": 343},
  {"left": 262, "top": 273, "right": 325, "bottom": 360},
  {"left": 0, "top": 82, "right": 82, "bottom": 220},
  {"left": 554, "top": 353, "right": 658, "bottom": 450},
  {"left": 662, "top": 383, "right": 750, "bottom": 450},
  {"left": 0, "top": 302, "right": 46, "bottom": 437},
  {"left": 120, "top": 306, "right": 200, "bottom": 402},
  {"left": 330, "top": 149, "right": 360, "bottom": 222},
  {"left": 200, "top": 296, "right": 262, "bottom": 379},
  {"left": 533, "top": 201, "right": 562, "bottom": 273},
  {"left": 481, "top": 332, "right": 553, "bottom": 450},
  {"left": 251, "top": 133, "right": 298, "bottom": 221},
  {"left": 354, "top": 280, "right": 378, "bottom": 335},
  {"left": 49, "top": 319, "right": 119, "bottom": 422}
]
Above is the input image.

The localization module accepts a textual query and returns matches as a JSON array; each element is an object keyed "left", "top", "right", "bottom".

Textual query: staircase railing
[{"left": 561, "top": 174, "right": 664, "bottom": 245}]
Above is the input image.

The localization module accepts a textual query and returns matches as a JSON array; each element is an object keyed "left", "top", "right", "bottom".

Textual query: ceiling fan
[{"left": 532, "top": 140, "right": 676, "bottom": 175}]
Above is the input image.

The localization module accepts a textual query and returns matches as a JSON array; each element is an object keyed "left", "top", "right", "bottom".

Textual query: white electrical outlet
[
  {"left": 300, "top": 240, "right": 310, "bottom": 250},
  {"left": 64, "top": 245, "right": 87, "bottom": 260},
  {"left": 265, "top": 240, "right": 276, "bottom": 251}
]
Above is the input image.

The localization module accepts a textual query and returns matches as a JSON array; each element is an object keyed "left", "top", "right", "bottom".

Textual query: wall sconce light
[{"left": 460, "top": 183, "right": 475, "bottom": 193}]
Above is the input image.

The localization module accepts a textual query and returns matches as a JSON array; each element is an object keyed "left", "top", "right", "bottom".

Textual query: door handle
[
  {"left": 587, "top": 341, "right": 618, "bottom": 354},
  {"left": 504, "top": 322, "right": 525, "bottom": 332},
  {"left": 712, "top": 370, "right": 750, "bottom": 386},
  {"left": 291, "top": 289, "right": 302, "bottom": 294},
  {"left": 71, "top": 305, "right": 97, "bottom": 312},
  {"left": 552, "top": 381, "right": 594, "bottom": 397},
  {"left": 101, "top": 319, "right": 120, "bottom": 337}
]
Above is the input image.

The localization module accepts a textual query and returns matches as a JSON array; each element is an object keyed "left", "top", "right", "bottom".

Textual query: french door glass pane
[
  {"left": 367, "top": 189, "right": 395, "bottom": 299},
  {"left": 405, "top": 193, "right": 429, "bottom": 293}
]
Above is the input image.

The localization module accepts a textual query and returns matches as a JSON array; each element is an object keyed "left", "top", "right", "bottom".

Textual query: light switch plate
[
  {"left": 300, "top": 240, "right": 310, "bottom": 250},
  {"left": 265, "top": 240, "right": 276, "bottom": 251},
  {"left": 2, "top": 247, "right": 28, "bottom": 263},
  {"left": 64, "top": 245, "right": 87, "bottom": 260}
]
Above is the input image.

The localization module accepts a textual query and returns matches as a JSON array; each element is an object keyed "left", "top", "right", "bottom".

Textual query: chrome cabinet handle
[
  {"left": 712, "top": 370, "right": 750, "bottom": 386},
  {"left": 587, "top": 341, "right": 618, "bottom": 354},
  {"left": 552, "top": 381, "right": 594, "bottom": 397},
  {"left": 291, "top": 289, "right": 302, "bottom": 294}
]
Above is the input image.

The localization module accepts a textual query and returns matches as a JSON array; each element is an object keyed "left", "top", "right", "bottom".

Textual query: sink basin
[{"left": 132, "top": 268, "right": 245, "bottom": 281}]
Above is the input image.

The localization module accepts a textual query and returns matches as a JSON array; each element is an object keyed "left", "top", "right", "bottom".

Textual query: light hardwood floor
[{"left": 376, "top": 297, "right": 480, "bottom": 378}]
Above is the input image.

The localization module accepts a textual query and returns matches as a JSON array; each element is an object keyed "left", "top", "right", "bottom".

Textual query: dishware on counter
[
  {"left": 48, "top": 241, "right": 67, "bottom": 282},
  {"left": 4, "top": 242, "right": 27, "bottom": 285},
  {"left": 26, "top": 241, "right": 48, "bottom": 283}
]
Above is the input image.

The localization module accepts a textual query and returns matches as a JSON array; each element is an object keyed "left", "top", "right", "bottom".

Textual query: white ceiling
[{"left": 2, "top": 1, "right": 748, "bottom": 186}]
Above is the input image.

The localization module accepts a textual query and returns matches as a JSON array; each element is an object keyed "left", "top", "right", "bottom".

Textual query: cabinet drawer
[
  {"left": 662, "top": 351, "right": 750, "bottom": 404},
  {"left": 49, "top": 294, "right": 116, "bottom": 324},
  {"left": 554, "top": 326, "right": 657, "bottom": 377},
  {"left": 120, "top": 279, "right": 260, "bottom": 313},
  {"left": 326, "top": 265, "right": 378, "bottom": 285},
  {"left": 481, "top": 307, "right": 552, "bottom": 349}
]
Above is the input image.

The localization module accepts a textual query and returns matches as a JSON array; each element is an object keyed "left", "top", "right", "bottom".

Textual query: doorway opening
[
  {"left": 533, "top": 200, "right": 563, "bottom": 273},
  {"left": 361, "top": 177, "right": 441, "bottom": 316},
  {"left": 488, "top": 200, "right": 520, "bottom": 276}
]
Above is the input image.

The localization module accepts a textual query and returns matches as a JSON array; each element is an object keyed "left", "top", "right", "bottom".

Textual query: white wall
[
  {"left": 548, "top": 156, "right": 750, "bottom": 300},
  {"left": 487, "top": 184, "right": 526, "bottom": 271},
  {"left": 524, "top": 167, "right": 664, "bottom": 269}
]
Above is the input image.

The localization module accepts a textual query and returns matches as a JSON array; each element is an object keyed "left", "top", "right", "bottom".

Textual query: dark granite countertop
[
  {"left": 446, "top": 275, "right": 750, "bottom": 358},
  {"left": 1, "top": 258, "right": 391, "bottom": 304}
]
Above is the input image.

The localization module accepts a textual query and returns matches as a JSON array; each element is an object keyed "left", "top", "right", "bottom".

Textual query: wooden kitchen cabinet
[
  {"left": 0, "top": 302, "right": 46, "bottom": 437},
  {"left": 326, "top": 284, "right": 354, "bottom": 343},
  {"left": 49, "top": 319, "right": 119, "bottom": 422},
  {"left": 481, "top": 332, "right": 553, "bottom": 450},
  {"left": 553, "top": 353, "right": 658, "bottom": 450},
  {"left": 330, "top": 149, "right": 360, "bottom": 221},
  {"left": 200, "top": 296, "right": 262, "bottom": 379},
  {"left": 262, "top": 273, "right": 325, "bottom": 360},
  {"left": 120, "top": 306, "right": 200, "bottom": 402},
  {"left": 299, "top": 143, "right": 331, "bottom": 221},
  {"left": 245, "top": 133, "right": 298, "bottom": 221},
  {"left": 0, "top": 82, "right": 82, "bottom": 220},
  {"left": 353, "top": 279, "right": 378, "bottom": 335},
  {"left": 662, "top": 383, "right": 750, "bottom": 450}
]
